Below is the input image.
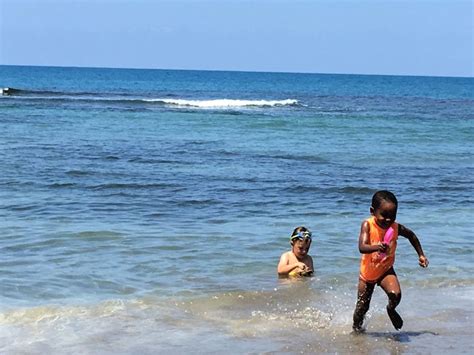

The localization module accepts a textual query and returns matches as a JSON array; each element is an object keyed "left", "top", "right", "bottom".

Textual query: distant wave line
[
  {"left": 1, "top": 87, "right": 103, "bottom": 97},
  {"left": 2, "top": 95, "right": 300, "bottom": 109},
  {"left": 144, "top": 98, "right": 299, "bottom": 108},
  {"left": 1, "top": 88, "right": 300, "bottom": 108}
]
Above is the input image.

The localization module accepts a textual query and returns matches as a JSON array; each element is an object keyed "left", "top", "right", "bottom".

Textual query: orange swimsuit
[{"left": 359, "top": 217, "right": 399, "bottom": 282}]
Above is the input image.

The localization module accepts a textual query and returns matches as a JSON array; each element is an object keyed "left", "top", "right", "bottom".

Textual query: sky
[{"left": 0, "top": 0, "right": 472, "bottom": 77}]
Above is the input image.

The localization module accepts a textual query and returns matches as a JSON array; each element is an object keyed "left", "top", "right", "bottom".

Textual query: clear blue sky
[{"left": 1, "top": 0, "right": 472, "bottom": 77}]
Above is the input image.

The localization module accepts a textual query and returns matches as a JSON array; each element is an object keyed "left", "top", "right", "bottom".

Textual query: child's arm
[
  {"left": 305, "top": 255, "right": 314, "bottom": 275},
  {"left": 307, "top": 255, "right": 314, "bottom": 273},
  {"left": 358, "top": 220, "right": 388, "bottom": 254},
  {"left": 277, "top": 252, "right": 308, "bottom": 276},
  {"left": 398, "top": 224, "right": 429, "bottom": 268}
]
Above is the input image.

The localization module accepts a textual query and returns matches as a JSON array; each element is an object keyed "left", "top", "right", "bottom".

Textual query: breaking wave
[
  {"left": 1, "top": 87, "right": 299, "bottom": 109},
  {"left": 144, "top": 98, "right": 299, "bottom": 108}
]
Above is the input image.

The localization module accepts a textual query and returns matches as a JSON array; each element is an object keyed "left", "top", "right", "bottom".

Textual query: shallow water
[
  {"left": 1, "top": 282, "right": 472, "bottom": 354},
  {"left": 0, "top": 66, "right": 473, "bottom": 353}
]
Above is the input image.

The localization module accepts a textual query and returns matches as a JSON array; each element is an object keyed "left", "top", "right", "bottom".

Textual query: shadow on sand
[{"left": 365, "top": 330, "right": 439, "bottom": 343}]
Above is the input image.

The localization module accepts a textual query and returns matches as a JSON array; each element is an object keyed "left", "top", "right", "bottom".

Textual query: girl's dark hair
[{"left": 371, "top": 190, "right": 398, "bottom": 210}]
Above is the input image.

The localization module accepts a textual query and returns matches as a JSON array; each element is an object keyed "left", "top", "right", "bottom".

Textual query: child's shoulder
[{"left": 361, "top": 217, "right": 372, "bottom": 229}]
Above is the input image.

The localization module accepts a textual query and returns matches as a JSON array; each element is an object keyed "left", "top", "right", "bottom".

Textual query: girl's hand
[{"left": 419, "top": 255, "right": 429, "bottom": 268}]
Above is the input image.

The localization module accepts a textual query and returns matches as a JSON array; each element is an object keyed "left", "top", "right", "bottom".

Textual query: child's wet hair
[
  {"left": 289, "top": 226, "right": 312, "bottom": 246},
  {"left": 290, "top": 226, "right": 309, "bottom": 238},
  {"left": 372, "top": 190, "right": 398, "bottom": 210}
]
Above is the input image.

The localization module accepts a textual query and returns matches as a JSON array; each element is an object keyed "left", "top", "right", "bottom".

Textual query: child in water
[
  {"left": 277, "top": 226, "right": 314, "bottom": 277},
  {"left": 353, "top": 190, "right": 429, "bottom": 332}
]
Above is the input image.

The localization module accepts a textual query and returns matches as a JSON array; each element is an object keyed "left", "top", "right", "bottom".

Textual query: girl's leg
[
  {"left": 379, "top": 269, "right": 403, "bottom": 330},
  {"left": 352, "top": 278, "right": 375, "bottom": 332}
]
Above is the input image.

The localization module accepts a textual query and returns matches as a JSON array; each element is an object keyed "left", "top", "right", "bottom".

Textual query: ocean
[{"left": 0, "top": 65, "right": 473, "bottom": 354}]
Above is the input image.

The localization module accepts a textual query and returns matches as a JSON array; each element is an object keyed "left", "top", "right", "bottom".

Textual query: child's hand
[
  {"left": 419, "top": 255, "right": 429, "bottom": 268},
  {"left": 377, "top": 243, "right": 388, "bottom": 253},
  {"left": 296, "top": 262, "right": 307, "bottom": 271}
]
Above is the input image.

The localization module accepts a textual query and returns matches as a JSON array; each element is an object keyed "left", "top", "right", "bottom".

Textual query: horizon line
[{"left": 0, "top": 63, "right": 472, "bottom": 80}]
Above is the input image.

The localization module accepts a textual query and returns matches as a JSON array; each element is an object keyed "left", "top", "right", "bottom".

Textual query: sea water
[{"left": 0, "top": 65, "right": 473, "bottom": 354}]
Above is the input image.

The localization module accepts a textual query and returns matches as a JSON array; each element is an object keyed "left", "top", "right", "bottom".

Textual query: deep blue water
[{"left": 0, "top": 65, "right": 473, "bottom": 353}]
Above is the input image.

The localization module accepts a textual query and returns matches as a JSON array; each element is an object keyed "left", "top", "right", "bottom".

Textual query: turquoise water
[{"left": 1, "top": 65, "right": 473, "bottom": 353}]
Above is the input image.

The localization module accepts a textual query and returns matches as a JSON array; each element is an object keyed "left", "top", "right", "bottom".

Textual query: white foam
[{"left": 145, "top": 98, "right": 298, "bottom": 108}]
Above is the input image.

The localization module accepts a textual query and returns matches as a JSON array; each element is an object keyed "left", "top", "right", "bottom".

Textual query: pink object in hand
[{"left": 380, "top": 227, "right": 394, "bottom": 259}]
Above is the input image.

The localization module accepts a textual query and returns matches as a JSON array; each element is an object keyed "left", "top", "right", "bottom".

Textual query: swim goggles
[{"left": 290, "top": 231, "right": 312, "bottom": 242}]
